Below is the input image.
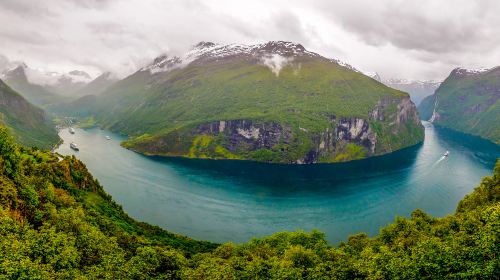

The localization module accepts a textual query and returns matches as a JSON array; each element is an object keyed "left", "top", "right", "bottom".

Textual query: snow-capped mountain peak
[
  {"left": 143, "top": 41, "right": 358, "bottom": 74},
  {"left": 452, "top": 67, "right": 490, "bottom": 76},
  {"left": 3, "top": 63, "right": 93, "bottom": 86}
]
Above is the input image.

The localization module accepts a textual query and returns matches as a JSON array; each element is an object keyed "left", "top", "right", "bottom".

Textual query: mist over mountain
[
  {"left": 0, "top": 2, "right": 499, "bottom": 279},
  {"left": 1, "top": 64, "right": 63, "bottom": 107},
  {"left": 384, "top": 79, "right": 441, "bottom": 106},
  {"left": 65, "top": 41, "right": 424, "bottom": 163}
]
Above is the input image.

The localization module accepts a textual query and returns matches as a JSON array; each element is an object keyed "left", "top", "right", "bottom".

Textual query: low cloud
[
  {"left": 0, "top": 0, "right": 499, "bottom": 80},
  {"left": 261, "top": 54, "right": 294, "bottom": 77}
]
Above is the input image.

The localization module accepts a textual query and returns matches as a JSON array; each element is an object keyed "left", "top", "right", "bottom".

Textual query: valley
[
  {"left": 54, "top": 41, "right": 425, "bottom": 163},
  {"left": 1, "top": 1, "right": 500, "bottom": 277},
  {"left": 419, "top": 67, "right": 500, "bottom": 144},
  {"left": 55, "top": 122, "right": 500, "bottom": 243}
]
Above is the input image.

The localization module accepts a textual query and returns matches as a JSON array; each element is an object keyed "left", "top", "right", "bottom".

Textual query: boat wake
[{"left": 431, "top": 156, "right": 447, "bottom": 167}]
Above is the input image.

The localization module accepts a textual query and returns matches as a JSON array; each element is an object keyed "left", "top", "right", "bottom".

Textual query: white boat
[
  {"left": 443, "top": 150, "right": 450, "bottom": 157},
  {"left": 69, "top": 127, "right": 75, "bottom": 134},
  {"left": 70, "top": 142, "right": 79, "bottom": 151},
  {"left": 105, "top": 136, "right": 111, "bottom": 140}
]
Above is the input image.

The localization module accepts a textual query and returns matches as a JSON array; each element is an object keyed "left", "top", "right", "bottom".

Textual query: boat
[
  {"left": 69, "top": 127, "right": 75, "bottom": 134},
  {"left": 105, "top": 136, "right": 111, "bottom": 140},
  {"left": 444, "top": 150, "right": 450, "bottom": 157},
  {"left": 70, "top": 142, "right": 79, "bottom": 151}
]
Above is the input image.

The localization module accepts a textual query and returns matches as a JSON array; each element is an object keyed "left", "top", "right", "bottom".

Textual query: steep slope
[
  {"left": 76, "top": 71, "right": 117, "bottom": 96},
  {"left": 418, "top": 67, "right": 500, "bottom": 144},
  {"left": 93, "top": 41, "right": 424, "bottom": 163},
  {"left": 385, "top": 79, "right": 440, "bottom": 106},
  {"left": 2, "top": 64, "right": 65, "bottom": 107},
  {"left": 48, "top": 72, "right": 117, "bottom": 117},
  {"left": 0, "top": 128, "right": 498, "bottom": 278},
  {"left": 0, "top": 79, "right": 60, "bottom": 149}
]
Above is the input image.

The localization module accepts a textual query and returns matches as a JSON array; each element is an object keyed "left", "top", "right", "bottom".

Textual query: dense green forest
[{"left": 0, "top": 126, "right": 499, "bottom": 279}]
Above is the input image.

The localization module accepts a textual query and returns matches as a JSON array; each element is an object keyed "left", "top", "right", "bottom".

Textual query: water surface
[{"left": 56, "top": 122, "right": 500, "bottom": 244}]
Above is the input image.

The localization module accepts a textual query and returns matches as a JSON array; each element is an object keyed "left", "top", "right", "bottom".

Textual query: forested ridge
[
  {"left": 0, "top": 126, "right": 498, "bottom": 279},
  {"left": 418, "top": 67, "right": 500, "bottom": 145}
]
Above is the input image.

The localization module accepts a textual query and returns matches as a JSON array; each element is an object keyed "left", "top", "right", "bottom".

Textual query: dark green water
[{"left": 56, "top": 122, "right": 500, "bottom": 244}]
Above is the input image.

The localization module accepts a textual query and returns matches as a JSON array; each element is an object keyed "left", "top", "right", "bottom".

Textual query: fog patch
[
  {"left": 261, "top": 54, "right": 293, "bottom": 77},
  {"left": 293, "top": 63, "right": 302, "bottom": 75}
]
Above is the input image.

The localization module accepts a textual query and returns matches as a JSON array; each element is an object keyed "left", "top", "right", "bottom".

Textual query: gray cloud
[
  {"left": 314, "top": 0, "right": 500, "bottom": 78},
  {"left": 0, "top": 0, "right": 56, "bottom": 17},
  {"left": 330, "top": 4, "right": 488, "bottom": 53},
  {"left": 0, "top": 0, "right": 498, "bottom": 80}
]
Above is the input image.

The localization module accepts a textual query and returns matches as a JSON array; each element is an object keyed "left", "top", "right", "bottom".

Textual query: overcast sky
[{"left": 0, "top": 0, "right": 499, "bottom": 80}]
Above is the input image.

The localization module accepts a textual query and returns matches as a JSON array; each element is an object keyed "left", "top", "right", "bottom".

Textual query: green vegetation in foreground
[
  {"left": 0, "top": 80, "right": 60, "bottom": 149},
  {"left": 418, "top": 67, "right": 500, "bottom": 144},
  {"left": 1, "top": 126, "right": 499, "bottom": 278}
]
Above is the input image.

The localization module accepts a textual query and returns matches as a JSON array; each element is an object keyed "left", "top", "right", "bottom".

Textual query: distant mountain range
[
  {"left": 1, "top": 64, "right": 117, "bottom": 109},
  {"left": 365, "top": 72, "right": 441, "bottom": 106},
  {"left": 418, "top": 67, "right": 500, "bottom": 144},
  {"left": 70, "top": 41, "right": 424, "bottom": 163},
  {"left": 1, "top": 64, "right": 64, "bottom": 107},
  {"left": 384, "top": 79, "right": 441, "bottom": 106},
  {"left": 0, "top": 78, "right": 60, "bottom": 148}
]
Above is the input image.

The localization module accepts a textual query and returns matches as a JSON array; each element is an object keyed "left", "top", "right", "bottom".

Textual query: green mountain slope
[
  {"left": 48, "top": 72, "right": 118, "bottom": 118},
  {"left": 418, "top": 67, "right": 500, "bottom": 144},
  {"left": 76, "top": 71, "right": 117, "bottom": 96},
  {"left": 90, "top": 41, "right": 424, "bottom": 163},
  {"left": 0, "top": 79, "right": 60, "bottom": 149},
  {"left": 0, "top": 128, "right": 498, "bottom": 279}
]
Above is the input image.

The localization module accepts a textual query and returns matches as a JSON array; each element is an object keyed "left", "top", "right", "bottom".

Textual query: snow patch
[
  {"left": 455, "top": 67, "right": 489, "bottom": 75},
  {"left": 261, "top": 54, "right": 293, "bottom": 77}
]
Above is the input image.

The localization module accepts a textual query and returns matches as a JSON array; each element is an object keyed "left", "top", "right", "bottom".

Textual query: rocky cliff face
[
  {"left": 128, "top": 95, "right": 422, "bottom": 164},
  {"left": 195, "top": 120, "right": 293, "bottom": 153},
  {"left": 132, "top": 96, "right": 422, "bottom": 164}
]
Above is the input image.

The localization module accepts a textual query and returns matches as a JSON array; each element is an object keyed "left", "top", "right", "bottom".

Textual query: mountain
[
  {"left": 44, "top": 70, "right": 93, "bottom": 96},
  {"left": 418, "top": 67, "right": 500, "bottom": 144},
  {"left": 361, "top": 72, "right": 440, "bottom": 106},
  {"left": 90, "top": 41, "right": 423, "bottom": 163},
  {"left": 0, "top": 127, "right": 498, "bottom": 278},
  {"left": 0, "top": 79, "right": 60, "bottom": 148},
  {"left": 385, "top": 79, "right": 441, "bottom": 106},
  {"left": 76, "top": 71, "right": 117, "bottom": 96},
  {"left": 48, "top": 72, "right": 117, "bottom": 117},
  {"left": 2, "top": 64, "right": 65, "bottom": 107},
  {"left": 364, "top": 71, "right": 382, "bottom": 82}
]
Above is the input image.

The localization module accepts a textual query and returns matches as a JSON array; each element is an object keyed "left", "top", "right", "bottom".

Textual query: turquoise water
[{"left": 55, "top": 122, "right": 500, "bottom": 244}]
